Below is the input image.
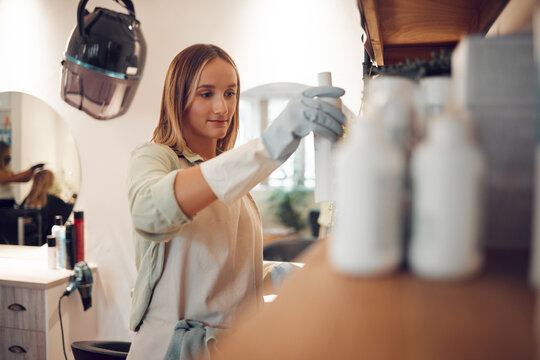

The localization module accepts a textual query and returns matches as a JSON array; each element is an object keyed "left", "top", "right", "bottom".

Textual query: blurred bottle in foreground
[{"left": 409, "top": 107, "right": 486, "bottom": 279}]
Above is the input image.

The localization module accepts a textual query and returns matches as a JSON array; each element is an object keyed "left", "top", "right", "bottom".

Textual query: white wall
[
  {"left": 0, "top": 0, "right": 364, "bottom": 341},
  {"left": 19, "top": 93, "right": 57, "bottom": 200}
]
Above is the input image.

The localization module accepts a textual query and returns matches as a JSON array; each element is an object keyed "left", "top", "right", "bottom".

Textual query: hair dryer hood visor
[{"left": 60, "top": 0, "right": 147, "bottom": 120}]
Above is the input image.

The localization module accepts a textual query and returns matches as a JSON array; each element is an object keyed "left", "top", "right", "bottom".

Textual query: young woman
[
  {"left": 21, "top": 169, "right": 75, "bottom": 243},
  {"left": 126, "top": 44, "right": 345, "bottom": 359}
]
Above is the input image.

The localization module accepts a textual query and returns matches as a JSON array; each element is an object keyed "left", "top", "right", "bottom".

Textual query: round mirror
[{"left": 0, "top": 91, "right": 81, "bottom": 246}]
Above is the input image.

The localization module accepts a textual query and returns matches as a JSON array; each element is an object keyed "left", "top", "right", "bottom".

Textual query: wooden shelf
[
  {"left": 358, "top": 0, "right": 510, "bottom": 65},
  {"left": 217, "top": 240, "right": 535, "bottom": 359}
]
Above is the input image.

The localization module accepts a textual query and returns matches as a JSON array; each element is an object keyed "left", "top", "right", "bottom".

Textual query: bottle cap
[
  {"left": 47, "top": 235, "right": 56, "bottom": 247},
  {"left": 74, "top": 211, "right": 84, "bottom": 220},
  {"left": 54, "top": 215, "right": 63, "bottom": 225}
]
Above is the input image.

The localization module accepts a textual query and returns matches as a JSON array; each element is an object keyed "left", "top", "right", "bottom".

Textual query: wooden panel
[
  {"left": 0, "top": 327, "right": 46, "bottom": 360},
  {"left": 358, "top": 0, "right": 385, "bottom": 65},
  {"left": 475, "top": 0, "right": 512, "bottom": 33},
  {"left": 358, "top": 0, "right": 509, "bottom": 65},
  {"left": 487, "top": 0, "right": 535, "bottom": 36},
  {"left": 378, "top": 0, "right": 481, "bottom": 45},
  {"left": 0, "top": 286, "right": 46, "bottom": 331}
]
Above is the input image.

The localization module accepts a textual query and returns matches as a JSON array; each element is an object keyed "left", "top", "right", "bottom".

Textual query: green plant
[{"left": 266, "top": 187, "right": 310, "bottom": 233}]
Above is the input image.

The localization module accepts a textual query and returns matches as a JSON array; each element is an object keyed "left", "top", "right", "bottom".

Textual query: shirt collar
[
  {"left": 178, "top": 146, "right": 224, "bottom": 165},
  {"left": 179, "top": 150, "right": 204, "bottom": 165},
  {"left": 178, "top": 146, "right": 223, "bottom": 164}
]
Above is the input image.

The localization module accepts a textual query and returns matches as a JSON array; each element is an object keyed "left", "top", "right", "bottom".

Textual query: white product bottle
[
  {"left": 415, "top": 76, "right": 451, "bottom": 140},
  {"left": 314, "top": 71, "right": 342, "bottom": 203},
  {"left": 365, "top": 76, "right": 417, "bottom": 154},
  {"left": 51, "top": 215, "right": 66, "bottom": 269},
  {"left": 47, "top": 235, "right": 56, "bottom": 270},
  {"left": 329, "top": 112, "right": 405, "bottom": 275},
  {"left": 409, "top": 113, "right": 485, "bottom": 279}
]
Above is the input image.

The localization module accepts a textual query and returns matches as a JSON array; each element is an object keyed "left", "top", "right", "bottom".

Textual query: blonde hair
[
  {"left": 24, "top": 170, "right": 55, "bottom": 209},
  {"left": 151, "top": 44, "right": 240, "bottom": 155}
]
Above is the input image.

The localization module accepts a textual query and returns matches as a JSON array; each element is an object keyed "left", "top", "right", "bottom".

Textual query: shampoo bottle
[
  {"left": 65, "top": 222, "right": 77, "bottom": 270},
  {"left": 51, "top": 215, "right": 66, "bottom": 269},
  {"left": 329, "top": 111, "right": 405, "bottom": 275},
  {"left": 409, "top": 113, "right": 485, "bottom": 279},
  {"left": 74, "top": 211, "right": 85, "bottom": 262},
  {"left": 47, "top": 235, "right": 56, "bottom": 270}
]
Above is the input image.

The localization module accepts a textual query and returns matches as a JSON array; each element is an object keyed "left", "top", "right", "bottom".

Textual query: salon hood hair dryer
[
  {"left": 64, "top": 261, "right": 93, "bottom": 311},
  {"left": 60, "top": 0, "right": 147, "bottom": 120}
]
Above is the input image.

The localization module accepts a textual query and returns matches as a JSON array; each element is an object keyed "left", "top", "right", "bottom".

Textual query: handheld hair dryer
[{"left": 64, "top": 261, "right": 93, "bottom": 311}]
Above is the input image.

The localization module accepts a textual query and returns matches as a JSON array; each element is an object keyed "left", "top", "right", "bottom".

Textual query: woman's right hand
[
  {"left": 0, "top": 167, "right": 34, "bottom": 183},
  {"left": 19, "top": 168, "right": 35, "bottom": 182},
  {"left": 261, "top": 86, "right": 346, "bottom": 162}
]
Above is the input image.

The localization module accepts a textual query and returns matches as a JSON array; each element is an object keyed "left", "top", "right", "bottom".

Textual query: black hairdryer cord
[{"left": 59, "top": 294, "right": 68, "bottom": 360}]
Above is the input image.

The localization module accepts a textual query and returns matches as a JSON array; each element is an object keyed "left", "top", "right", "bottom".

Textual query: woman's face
[{"left": 183, "top": 57, "right": 237, "bottom": 147}]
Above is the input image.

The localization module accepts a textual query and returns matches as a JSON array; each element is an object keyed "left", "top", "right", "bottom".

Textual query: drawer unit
[
  {"left": 0, "top": 285, "right": 46, "bottom": 331},
  {"left": 0, "top": 327, "right": 46, "bottom": 360},
  {"left": 0, "top": 245, "right": 98, "bottom": 360}
]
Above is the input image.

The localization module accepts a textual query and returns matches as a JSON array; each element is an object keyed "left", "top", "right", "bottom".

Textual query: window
[
  {"left": 237, "top": 83, "right": 314, "bottom": 189},
  {"left": 238, "top": 82, "right": 353, "bottom": 190}
]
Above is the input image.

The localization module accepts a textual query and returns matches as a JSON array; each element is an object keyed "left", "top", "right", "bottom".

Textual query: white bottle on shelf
[
  {"left": 52, "top": 215, "right": 66, "bottom": 269},
  {"left": 415, "top": 76, "right": 452, "bottom": 141},
  {"left": 409, "top": 112, "right": 485, "bottom": 279},
  {"left": 329, "top": 110, "right": 405, "bottom": 275},
  {"left": 365, "top": 76, "right": 417, "bottom": 155}
]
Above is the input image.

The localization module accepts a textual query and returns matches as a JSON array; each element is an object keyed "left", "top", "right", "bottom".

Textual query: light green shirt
[{"left": 127, "top": 142, "right": 264, "bottom": 335}]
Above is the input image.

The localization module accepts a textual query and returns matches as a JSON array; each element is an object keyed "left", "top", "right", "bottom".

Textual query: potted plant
[{"left": 266, "top": 186, "right": 310, "bottom": 234}]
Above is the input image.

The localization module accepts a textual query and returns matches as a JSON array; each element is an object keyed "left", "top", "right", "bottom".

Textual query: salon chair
[
  {"left": 0, "top": 208, "right": 42, "bottom": 245},
  {"left": 263, "top": 237, "right": 317, "bottom": 262},
  {"left": 71, "top": 341, "right": 131, "bottom": 360}
]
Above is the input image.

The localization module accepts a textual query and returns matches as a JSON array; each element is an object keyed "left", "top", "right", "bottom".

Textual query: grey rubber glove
[
  {"left": 261, "top": 86, "right": 346, "bottom": 162},
  {"left": 200, "top": 86, "right": 345, "bottom": 205}
]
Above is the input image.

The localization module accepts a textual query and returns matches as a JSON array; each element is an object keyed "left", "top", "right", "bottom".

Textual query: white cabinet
[{"left": 0, "top": 245, "right": 97, "bottom": 360}]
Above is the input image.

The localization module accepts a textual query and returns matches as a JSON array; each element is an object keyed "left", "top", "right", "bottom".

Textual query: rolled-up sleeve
[{"left": 127, "top": 143, "right": 192, "bottom": 243}]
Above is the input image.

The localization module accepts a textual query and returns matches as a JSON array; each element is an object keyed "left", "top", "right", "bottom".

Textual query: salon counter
[
  {"left": 0, "top": 244, "right": 98, "bottom": 360},
  {"left": 217, "top": 240, "right": 536, "bottom": 360},
  {"left": 0, "top": 244, "right": 91, "bottom": 289}
]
